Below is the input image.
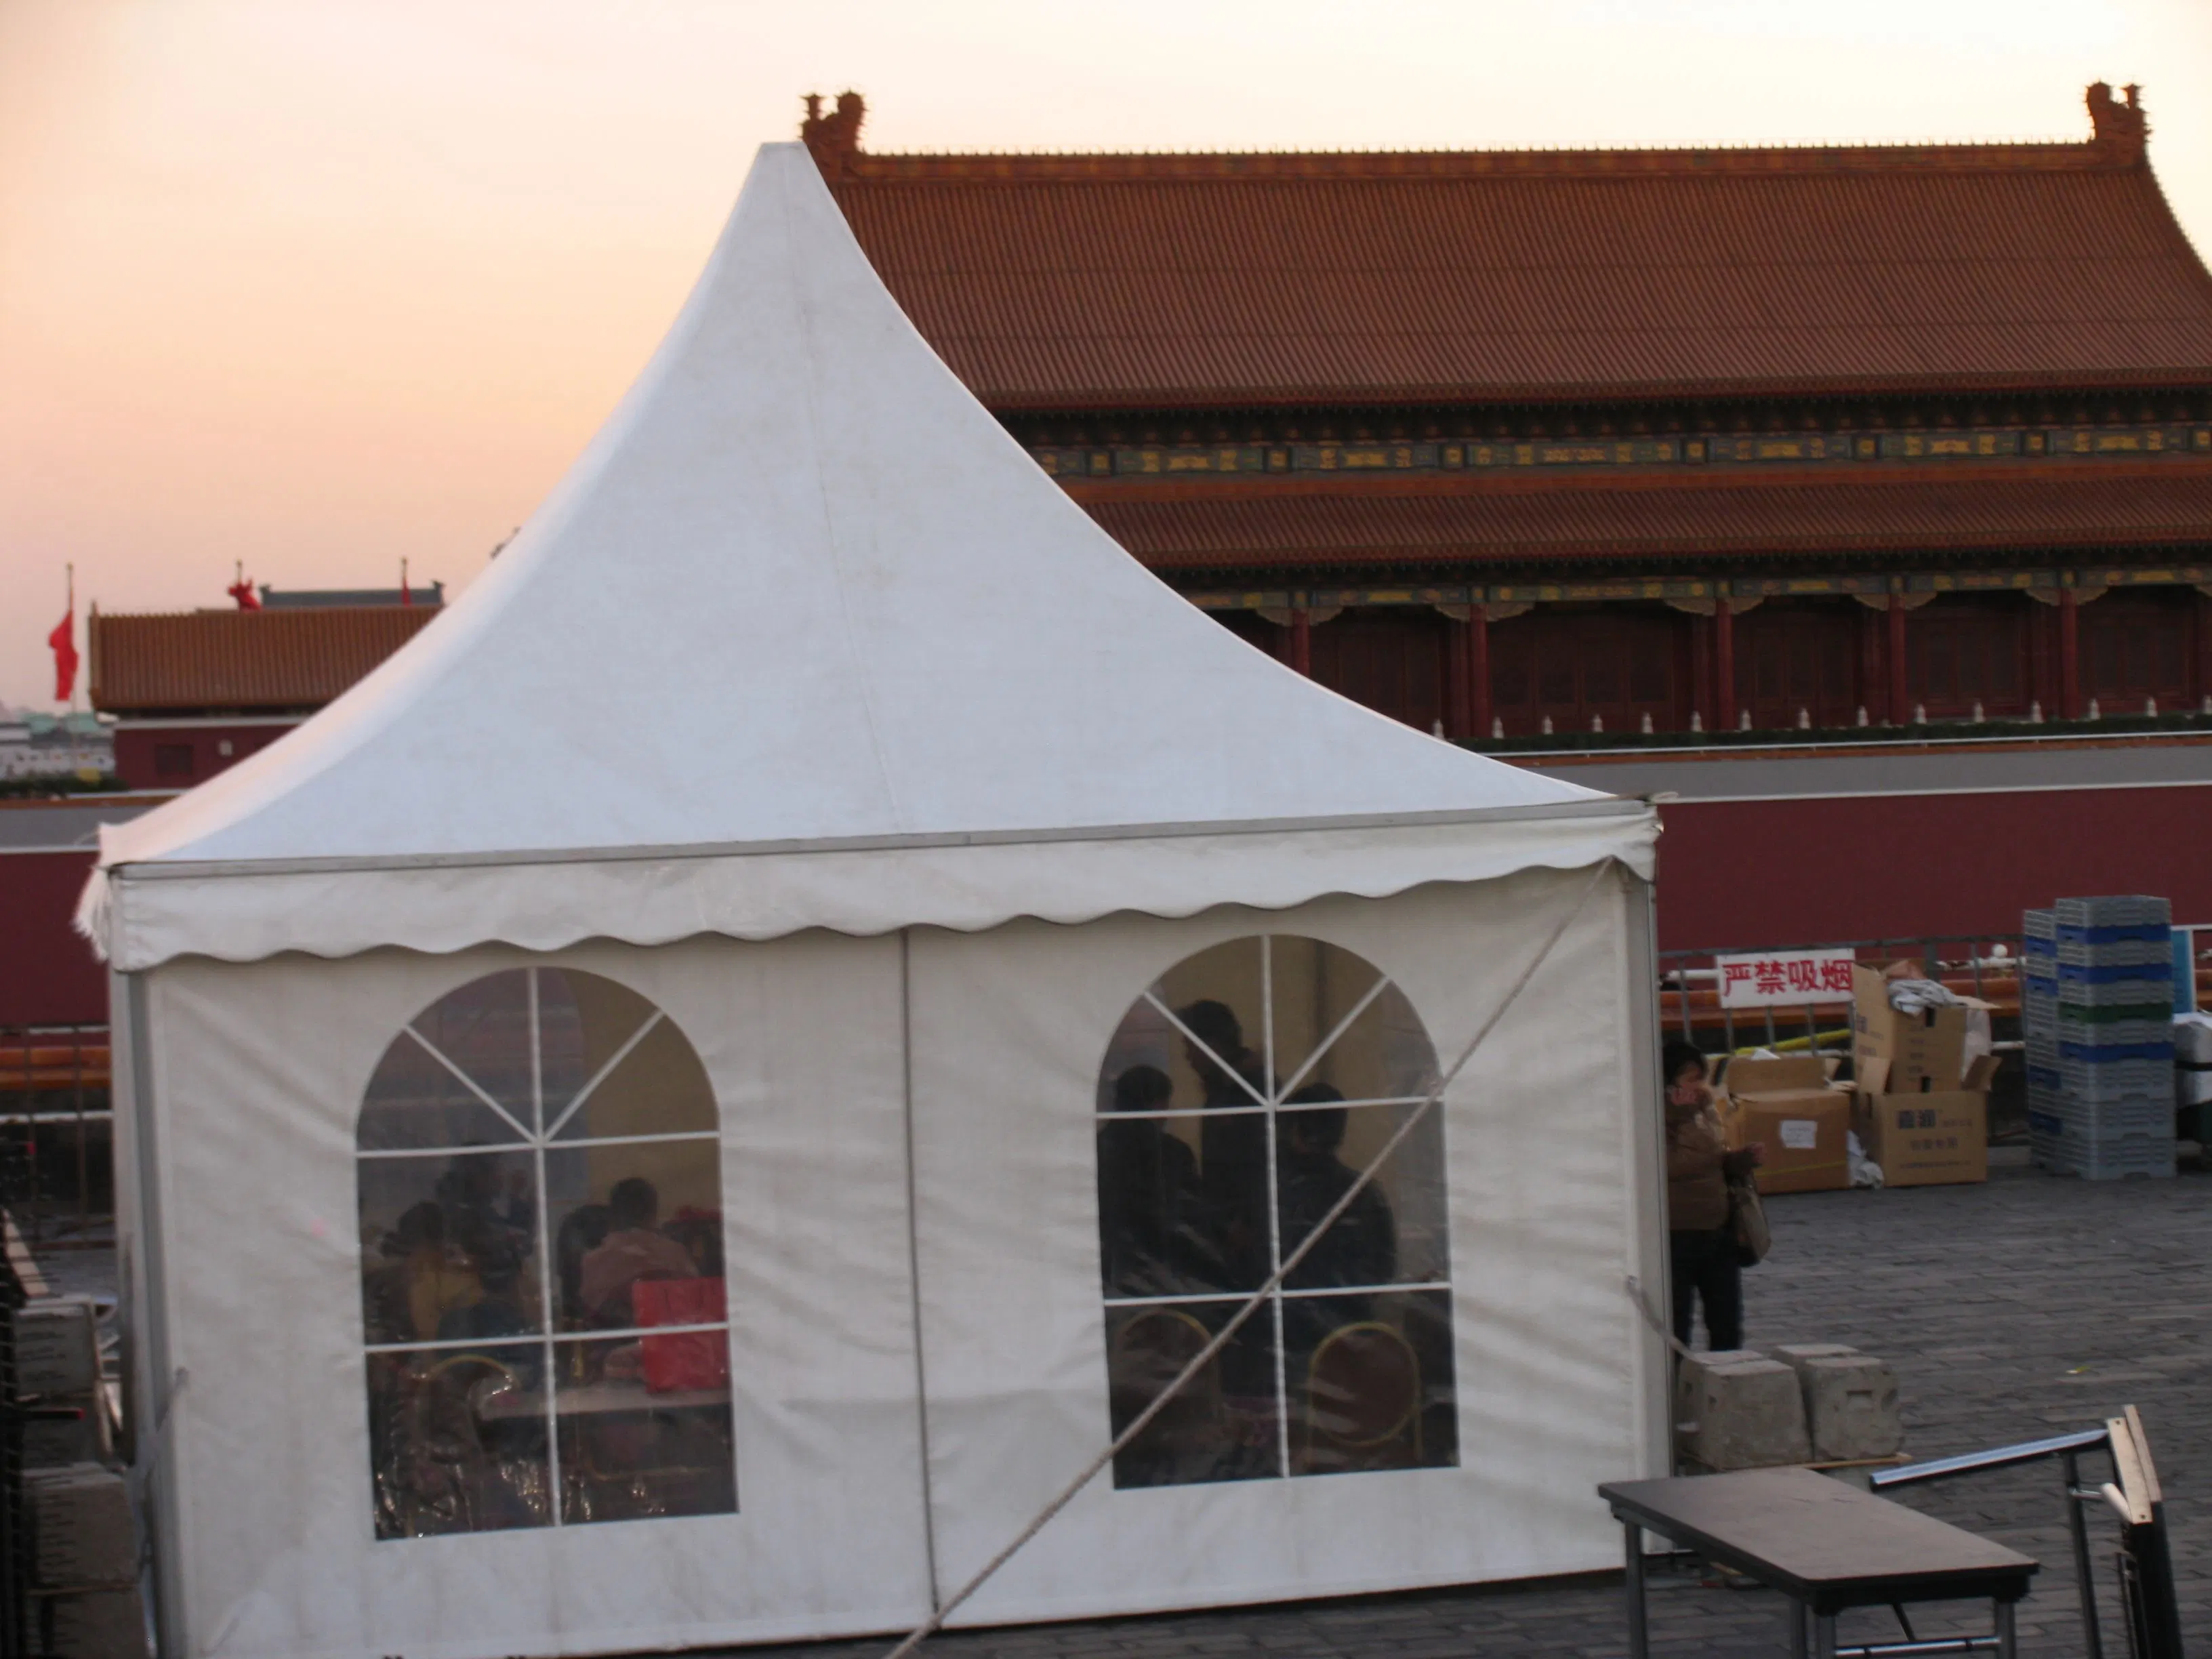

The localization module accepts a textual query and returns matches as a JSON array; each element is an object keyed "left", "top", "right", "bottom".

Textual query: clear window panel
[
  {"left": 411, "top": 968, "right": 537, "bottom": 1130},
  {"left": 359, "top": 1149, "right": 541, "bottom": 1345},
  {"left": 1097, "top": 1109, "right": 1250, "bottom": 1298},
  {"left": 1096, "top": 935, "right": 1456, "bottom": 1488},
  {"left": 1271, "top": 944, "right": 1437, "bottom": 1103},
  {"left": 544, "top": 1141, "right": 722, "bottom": 1330},
  {"left": 367, "top": 1341, "right": 550, "bottom": 1539},
  {"left": 1105, "top": 1300, "right": 1280, "bottom": 1489},
  {"left": 1145, "top": 938, "right": 1269, "bottom": 1103},
  {"left": 1267, "top": 935, "right": 1379, "bottom": 1093},
  {"left": 549, "top": 1004, "right": 718, "bottom": 1142},
  {"left": 1286, "top": 1290, "right": 1457, "bottom": 1476},
  {"left": 358, "top": 1028, "right": 527, "bottom": 1152},
  {"left": 552, "top": 1335, "right": 737, "bottom": 1525},
  {"left": 1275, "top": 1101, "right": 1449, "bottom": 1292}
]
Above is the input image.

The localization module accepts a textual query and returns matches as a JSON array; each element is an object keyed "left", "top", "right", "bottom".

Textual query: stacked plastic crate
[{"left": 2024, "top": 897, "right": 2177, "bottom": 1179}]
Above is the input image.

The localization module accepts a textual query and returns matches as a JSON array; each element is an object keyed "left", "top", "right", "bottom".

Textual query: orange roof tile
[
  {"left": 827, "top": 94, "right": 2212, "bottom": 409},
  {"left": 89, "top": 607, "right": 438, "bottom": 713},
  {"left": 1076, "top": 462, "right": 2212, "bottom": 569}
]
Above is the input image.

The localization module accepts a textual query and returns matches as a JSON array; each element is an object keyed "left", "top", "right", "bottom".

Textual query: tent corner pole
[
  {"left": 1622, "top": 867, "right": 1672, "bottom": 1477},
  {"left": 112, "top": 968, "right": 186, "bottom": 1658}
]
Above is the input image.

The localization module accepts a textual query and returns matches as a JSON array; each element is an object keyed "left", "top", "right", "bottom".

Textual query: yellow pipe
[{"left": 1734, "top": 1027, "right": 1851, "bottom": 1055}]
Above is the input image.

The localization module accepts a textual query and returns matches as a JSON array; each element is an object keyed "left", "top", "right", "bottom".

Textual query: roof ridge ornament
[
  {"left": 802, "top": 89, "right": 867, "bottom": 182},
  {"left": 2087, "top": 81, "right": 2147, "bottom": 161}
]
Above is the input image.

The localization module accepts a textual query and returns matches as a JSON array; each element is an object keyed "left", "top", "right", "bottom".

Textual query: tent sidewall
[
  {"left": 119, "top": 869, "right": 1663, "bottom": 1659},
  {"left": 907, "top": 870, "right": 1664, "bottom": 1622},
  {"left": 130, "top": 934, "right": 933, "bottom": 1659}
]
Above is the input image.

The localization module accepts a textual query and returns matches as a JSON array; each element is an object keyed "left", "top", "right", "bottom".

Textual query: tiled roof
[
  {"left": 829, "top": 114, "right": 2212, "bottom": 408},
  {"left": 89, "top": 607, "right": 439, "bottom": 713},
  {"left": 1075, "top": 462, "right": 2212, "bottom": 570}
]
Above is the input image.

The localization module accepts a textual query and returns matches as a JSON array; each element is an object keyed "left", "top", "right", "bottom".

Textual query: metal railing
[
  {"left": 1658, "top": 935, "right": 2028, "bottom": 1056},
  {"left": 0, "top": 1027, "right": 112, "bottom": 1254},
  {"left": 0, "top": 1212, "right": 30, "bottom": 1659},
  {"left": 1871, "top": 1407, "right": 2182, "bottom": 1659}
]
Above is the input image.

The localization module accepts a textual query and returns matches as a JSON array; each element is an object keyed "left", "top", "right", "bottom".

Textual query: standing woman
[{"left": 1662, "top": 1040, "right": 1762, "bottom": 1351}]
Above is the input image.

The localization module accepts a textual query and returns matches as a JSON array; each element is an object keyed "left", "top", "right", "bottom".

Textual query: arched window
[
  {"left": 1095, "top": 936, "right": 1456, "bottom": 1487},
  {"left": 356, "top": 968, "right": 733, "bottom": 1537}
]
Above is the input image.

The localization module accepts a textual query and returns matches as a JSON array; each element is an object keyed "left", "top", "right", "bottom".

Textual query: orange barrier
[{"left": 0, "top": 1043, "right": 111, "bottom": 1092}]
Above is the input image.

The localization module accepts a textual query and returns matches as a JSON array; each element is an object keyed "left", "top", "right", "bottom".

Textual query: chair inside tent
[{"left": 83, "top": 143, "right": 1662, "bottom": 1659}]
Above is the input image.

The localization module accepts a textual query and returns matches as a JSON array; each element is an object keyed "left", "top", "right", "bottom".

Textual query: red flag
[
  {"left": 226, "top": 560, "right": 260, "bottom": 610},
  {"left": 49, "top": 601, "right": 77, "bottom": 703},
  {"left": 399, "top": 557, "right": 412, "bottom": 609}
]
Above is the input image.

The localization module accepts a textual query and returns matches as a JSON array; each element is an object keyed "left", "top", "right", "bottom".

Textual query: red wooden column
[
  {"left": 1887, "top": 594, "right": 1910, "bottom": 722},
  {"left": 1467, "top": 606, "right": 1492, "bottom": 738},
  {"left": 1714, "top": 598, "right": 1738, "bottom": 731},
  {"left": 1688, "top": 611, "right": 1712, "bottom": 730},
  {"left": 2059, "top": 588, "right": 2081, "bottom": 719},
  {"left": 1857, "top": 600, "right": 1886, "bottom": 724},
  {"left": 1443, "top": 615, "right": 1471, "bottom": 738},
  {"left": 2192, "top": 589, "right": 2212, "bottom": 711},
  {"left": 1289, "top": 605, "right": 1313, "bottom": 676}
]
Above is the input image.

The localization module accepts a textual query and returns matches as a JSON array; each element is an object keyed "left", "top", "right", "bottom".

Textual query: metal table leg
[
  {"left": 1995, "top": 1597, "right": 2015, "bottom": 1659},
  {"left": 1814, "top": 1610, "right": 1838, "bottom": 1659},
  {"left": 2063, "top": 1450, "right": 2104, "bottom": 1659},
  {"left": 1790, "top": 1597, "right": 1809, "bottom": 1659},
  {"left": 1622, "top": 1521, "right": 1647, "bottom": 1659}
]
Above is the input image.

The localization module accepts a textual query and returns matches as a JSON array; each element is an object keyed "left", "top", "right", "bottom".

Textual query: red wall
[
  {"left": 0, "top": 851, "right": 105, "bottom": 1025},
  {"left": 7, "top": 781, "right": 2206, "bottom": 1023},
  {"left": 112, "top": 722, "right": 294, "bottom": 791},
  {"left": 1656, "top": 784, "right": 2212, "bottom": 951}
]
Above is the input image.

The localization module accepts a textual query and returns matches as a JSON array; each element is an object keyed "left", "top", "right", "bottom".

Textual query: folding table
[{"left": 1600, "top": 1467, "right": 2039, "bottom": 1658}]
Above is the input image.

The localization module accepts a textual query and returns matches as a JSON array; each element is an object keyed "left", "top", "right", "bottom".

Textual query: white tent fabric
[
  {"left": 127, "top": 877, "right": 1666, "bottom": 1659},
  {"left": 98, "top": 139, "right": 1669, "bottom": 1659},
  {"left": 83, "top": 142, "right": 1648, "bottom": 971}
]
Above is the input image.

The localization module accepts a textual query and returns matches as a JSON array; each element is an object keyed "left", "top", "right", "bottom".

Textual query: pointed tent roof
[{"left": 87, "top": 145, "right": 1649, "bottom": 970}]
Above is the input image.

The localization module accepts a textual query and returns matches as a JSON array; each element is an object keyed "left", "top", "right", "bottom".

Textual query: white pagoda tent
[{"left": 85, "top": 143, "right": 1664, "bottom": 1659}]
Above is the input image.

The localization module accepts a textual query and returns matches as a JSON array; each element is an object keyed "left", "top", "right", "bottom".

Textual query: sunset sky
[{"left": 4, "top": 0, "right": 2209, "bottom": 714}]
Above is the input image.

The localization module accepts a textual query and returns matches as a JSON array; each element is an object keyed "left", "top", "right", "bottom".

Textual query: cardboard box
[
  {"left": 12, "top": 1298, "right": 100, "bottom": 1399},
  {"left": 1720, "top": 1055, "right": 1852, "bottom": 1194},
  {"left": 1851, "top": 964, "right": 1993, "bottom": 1093},
  {"left": 28, "top": 1462, "right": 135, "bottom": 1589},
  {"left": 1854, "top": 1088, "right": 1988, "bottom": 1187},
  {"left": 22, "top": 1397, "right": 112, "bottom": 1471},
  {"left": 39, "top": 1585, "right": 149, "bottom": 1659}
]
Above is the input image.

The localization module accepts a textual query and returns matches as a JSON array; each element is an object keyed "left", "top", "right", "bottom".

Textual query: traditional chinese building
[
  {"left": 804, "top": 85, "right": 2212, "bottom": 741},
  {"left": 90, "top": 601, "right": 438, "bottom": 789}
]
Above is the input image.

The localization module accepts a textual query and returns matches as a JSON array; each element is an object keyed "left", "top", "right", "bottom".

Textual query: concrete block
[
  {"left": 1687, "top": 1358, "right": 1811, "bottom": 1470},
  {"left": 1770, "top": 1342, "right": 1860, "bottom": 1374},
  {"left": 1801, "top": 1354, "right": 1902, "bottom": 1460},
  {"left": 1673, "top": 1349, "right": 1763, "bottom": 1425}
]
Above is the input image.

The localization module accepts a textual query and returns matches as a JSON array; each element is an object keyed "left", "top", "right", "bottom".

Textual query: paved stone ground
[{"left": 712, "top": 1152, "right": 2212, "bottom": 1659}]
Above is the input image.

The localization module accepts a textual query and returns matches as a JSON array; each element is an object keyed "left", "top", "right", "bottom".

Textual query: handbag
[
  {"left": 633, "top": 1275, "right": 729, "bottom": 1393},
  {"left": 1725, "top": 1168, "right": 1771, "bottom": 1267}
]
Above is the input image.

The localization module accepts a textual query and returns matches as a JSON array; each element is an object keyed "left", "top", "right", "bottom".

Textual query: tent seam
[{"left": 782, "top": 151, "right": 909, "bottom": 834}]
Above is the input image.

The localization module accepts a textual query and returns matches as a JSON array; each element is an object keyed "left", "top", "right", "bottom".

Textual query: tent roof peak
[{"left": 87, "top": 143, "right": 1634, "bottom": 966}]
